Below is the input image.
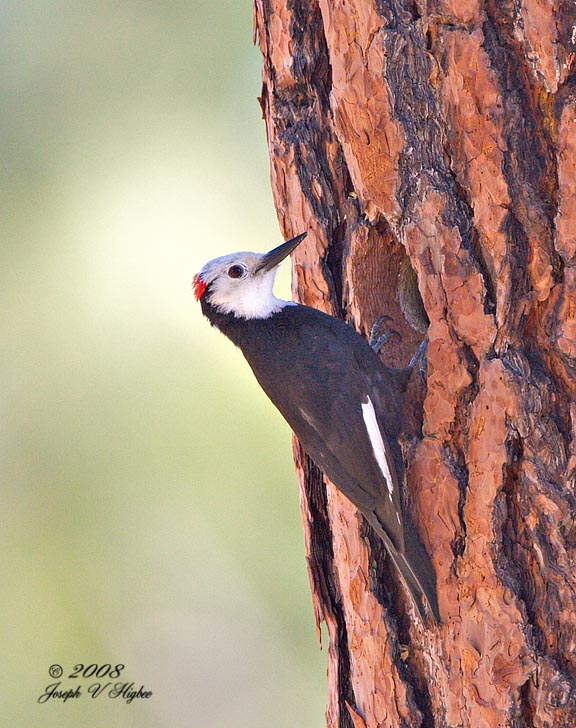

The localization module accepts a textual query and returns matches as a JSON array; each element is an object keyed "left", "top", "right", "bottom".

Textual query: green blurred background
[{"left": 1, "top": 2, "right": 325, "bottom": 726}]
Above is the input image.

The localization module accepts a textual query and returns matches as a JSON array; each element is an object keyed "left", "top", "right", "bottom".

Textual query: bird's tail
[{"left": 372, "top": 518, "right": 439, "bottom": 624}]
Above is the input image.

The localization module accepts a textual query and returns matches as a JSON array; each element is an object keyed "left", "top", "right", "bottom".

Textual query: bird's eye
[{"left": 227, "top": 265, "right": 245, "bottom": 279}]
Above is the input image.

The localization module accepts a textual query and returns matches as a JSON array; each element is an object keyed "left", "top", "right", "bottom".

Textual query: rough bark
[{"left": 254, "top": 1, "right": 576, "bottom": 726}]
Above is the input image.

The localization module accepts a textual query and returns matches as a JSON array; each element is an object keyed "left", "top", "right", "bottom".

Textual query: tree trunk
[{"left": 254, "top": 1, "right": 576, "bottom": 726}]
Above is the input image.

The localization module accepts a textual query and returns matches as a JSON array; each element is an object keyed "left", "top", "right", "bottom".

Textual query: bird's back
[{"left": 207, "top": 302, "right": 407, "bottom": 550}]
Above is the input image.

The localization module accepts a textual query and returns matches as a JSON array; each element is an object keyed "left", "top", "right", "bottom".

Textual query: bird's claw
[
  {"left": 369, "top": 316, "right": 401, "bottom": 354},
  {"left": 408, "top": 338, "right": 428, "bottom": 382}
]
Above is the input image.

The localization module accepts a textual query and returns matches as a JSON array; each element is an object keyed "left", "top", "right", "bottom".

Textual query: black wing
[{"left": 243, "top": 306, "right": 406, "bottom": 551}]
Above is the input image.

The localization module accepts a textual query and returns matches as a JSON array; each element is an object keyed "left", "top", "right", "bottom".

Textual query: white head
[{"left": 194, "top": 233, "right": 307, "bottom": 320}]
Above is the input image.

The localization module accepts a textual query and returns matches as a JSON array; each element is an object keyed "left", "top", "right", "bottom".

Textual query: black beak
[{"left": 255, "top": 232, "right": 307, "bottom": 273}]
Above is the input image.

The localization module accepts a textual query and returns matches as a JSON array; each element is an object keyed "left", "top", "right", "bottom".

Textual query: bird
[{"left": 193, "top": 232, "right": 439, "bottom": 623}]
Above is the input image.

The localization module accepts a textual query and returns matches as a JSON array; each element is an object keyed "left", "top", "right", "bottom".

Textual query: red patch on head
[{"left": 193, "top": 273, "right": 207, "bottom": 301}]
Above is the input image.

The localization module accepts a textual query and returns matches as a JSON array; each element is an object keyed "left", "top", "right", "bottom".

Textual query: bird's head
[{"left": 193, "top": 232, "right": 307, "bottom": 319}]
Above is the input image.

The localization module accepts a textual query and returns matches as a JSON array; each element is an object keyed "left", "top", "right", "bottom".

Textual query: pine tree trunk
[{"left": 254, "top": 1, "right": 576, "bottom": 726}]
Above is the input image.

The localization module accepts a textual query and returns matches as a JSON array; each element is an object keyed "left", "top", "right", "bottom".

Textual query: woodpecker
[{"left": 193, "top": 233, "right": 439, "bottom": 623}]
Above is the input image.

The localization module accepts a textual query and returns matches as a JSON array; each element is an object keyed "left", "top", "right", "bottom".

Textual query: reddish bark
[{"left": 254, "top": 1, "right": 576, "bottom": 726}]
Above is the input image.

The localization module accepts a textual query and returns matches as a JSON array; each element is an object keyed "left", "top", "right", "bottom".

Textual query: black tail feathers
[
  {"left": 368, "top": 514, "right": 439, "bottom": 624},
  {"left": 396, "top": 518, "right": 439, "bottom": 623}
]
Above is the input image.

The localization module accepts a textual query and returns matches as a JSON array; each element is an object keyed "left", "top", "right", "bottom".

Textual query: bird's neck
[
  {"left": 200, "top": 297, "right": 295, "bottom": 337},
  {"left": 201, "top": 292, "right": 296, "bottom": 324}
]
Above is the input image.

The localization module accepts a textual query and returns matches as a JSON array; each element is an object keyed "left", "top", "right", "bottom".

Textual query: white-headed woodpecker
[{"left": 193, "top": 233, "right": 439, "bottom": 623}]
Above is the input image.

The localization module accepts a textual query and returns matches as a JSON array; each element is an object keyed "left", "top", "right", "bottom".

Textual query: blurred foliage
[{"left": 0, "top": 2, "right": 325, "bottom": 726}]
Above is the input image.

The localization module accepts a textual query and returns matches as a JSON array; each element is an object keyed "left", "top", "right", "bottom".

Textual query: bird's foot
[
  {"left": 369, "top": 316, "right": 401, "bottom": 354},
  {"left": 407, "top": 338, "right": 428, "bottom": 382}
]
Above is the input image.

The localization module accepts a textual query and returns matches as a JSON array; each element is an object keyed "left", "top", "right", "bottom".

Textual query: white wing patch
[
  {"left": 361, "top": 395, "right": 394, "bottom": 496},
  {"left": 300, "top": 409, "right": 317, "bottom": 428}
]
